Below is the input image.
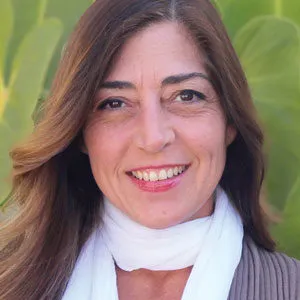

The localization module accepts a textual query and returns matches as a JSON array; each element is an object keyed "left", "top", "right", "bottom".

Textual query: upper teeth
[{"left": 131, "top": 166, "right": 187, "bottom": 181}]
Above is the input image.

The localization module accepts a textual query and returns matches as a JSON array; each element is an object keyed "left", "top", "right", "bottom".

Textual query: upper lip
[{"left": 127, "top": 164, "right": 190, "bottom": 173}]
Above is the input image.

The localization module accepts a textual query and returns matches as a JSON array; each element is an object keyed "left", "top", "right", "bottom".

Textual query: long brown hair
[{"left": 0, "top": 0, "right": 275, "bottom": 298}]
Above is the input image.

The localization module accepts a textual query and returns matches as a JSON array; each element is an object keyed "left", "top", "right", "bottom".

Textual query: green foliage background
[{"left": 0, "top": 0, "right": 299, "bottom": 258}]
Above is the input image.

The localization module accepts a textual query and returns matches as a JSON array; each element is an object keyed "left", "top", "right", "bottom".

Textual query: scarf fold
[{"left": 62, "top": 188, "right": 244, "bottom": 300}]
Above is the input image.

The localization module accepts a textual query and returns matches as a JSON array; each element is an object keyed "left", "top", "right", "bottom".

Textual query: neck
[
  {"left": 116, "top": 264, "right": 193, "bottom": 299},
  {"left": 116, "top": 264, "right": 192, "bottom": 281}
]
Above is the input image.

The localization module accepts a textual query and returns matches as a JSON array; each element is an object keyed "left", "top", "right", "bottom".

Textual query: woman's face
[{"left": 83, "top": 22, "right": 236, "bottom": 228}]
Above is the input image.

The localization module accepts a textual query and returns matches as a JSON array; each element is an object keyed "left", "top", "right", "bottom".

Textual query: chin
[{"left": 135, "top": 213, "right": 185, "bottom": 229}]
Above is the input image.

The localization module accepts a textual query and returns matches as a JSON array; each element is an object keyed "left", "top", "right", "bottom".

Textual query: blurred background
[{"left": 0, "top": 0, "right": 300, "bottom": 258}]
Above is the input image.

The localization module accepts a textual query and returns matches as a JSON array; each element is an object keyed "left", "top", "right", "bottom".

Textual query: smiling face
[{"left": 83, "top": 21, "right": 236, "bottom": 228}]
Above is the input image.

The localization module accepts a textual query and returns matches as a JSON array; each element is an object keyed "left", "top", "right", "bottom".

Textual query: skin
[{"left": 83, "top": 22, "right": 236, "bottom": 299}]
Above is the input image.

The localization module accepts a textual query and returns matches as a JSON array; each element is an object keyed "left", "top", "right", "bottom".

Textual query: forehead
[{"left": 105, "top": 21, "right": 207, "bottom": 84}]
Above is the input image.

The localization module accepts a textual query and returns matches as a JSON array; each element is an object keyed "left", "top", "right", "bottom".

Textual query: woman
[{"left": 0, "top": 0, "right": 299, "bottom": 299}]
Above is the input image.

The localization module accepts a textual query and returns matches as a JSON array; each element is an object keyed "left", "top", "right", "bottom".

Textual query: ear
[
  {"left": 225, "top": 125, "right": 237, "bottom": 146},
  {"left": 78, "top": 135, "right": 88, "bottom": 155},
  {"left": 80, "top": 143, "right": 88, "bottom": 155}
]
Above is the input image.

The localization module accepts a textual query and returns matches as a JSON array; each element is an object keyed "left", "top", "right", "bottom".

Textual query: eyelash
[
  {"left": 96, "top": 89, "right": 206, "bottom": 111},
  {"left": 97, "top": 98, "right": 125, "bottom": 110},
  {"left": 174, "top": 89, "right": 206, "bottom": 102}
]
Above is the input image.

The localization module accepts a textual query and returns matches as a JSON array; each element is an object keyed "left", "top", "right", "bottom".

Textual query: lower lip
[{"left": 129, "top": 171, "right": 186, "bottom": 193}]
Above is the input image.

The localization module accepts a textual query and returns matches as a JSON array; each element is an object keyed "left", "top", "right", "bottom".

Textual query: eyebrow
[
  {"left": 100, "top": 72, "right": 211, "bottom": 90},
  {"left": 100, "top": 81, "right": 134, "bottom": 89},
  {"left": 161, "top": 72, "right": 210, "bottom": 86}
]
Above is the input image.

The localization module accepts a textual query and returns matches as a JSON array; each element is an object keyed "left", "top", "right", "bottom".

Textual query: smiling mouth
[{"left": 128, "top": 165, "right": 189, "bottom": 182}]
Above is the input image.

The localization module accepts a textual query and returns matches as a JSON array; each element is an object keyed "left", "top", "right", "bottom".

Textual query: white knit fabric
[{"left": 62, "top": 188, "right": 244, "bottom": 300}]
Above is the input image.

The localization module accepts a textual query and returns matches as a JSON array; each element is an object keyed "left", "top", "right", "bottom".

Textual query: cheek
[
  {"left": 84, "top": 122, "right": 129, "bottom": 172},
  {"left": 176, "top": 116, "right": 228, "bottom": 153},
  {"left": 84, "top": 125, "right": 106, "bottom": 158}
]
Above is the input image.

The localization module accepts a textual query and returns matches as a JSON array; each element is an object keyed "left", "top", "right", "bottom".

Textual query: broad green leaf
[
  {"left": 0, "top": 1, "right": 14, "bottom": 204},
  {"left": 282, "top": 1, "right": 300, "bottom": 28},
  {"left": 234, "top": 17, "right": 300, "bottom": 210},
  {"left": 0, "top": 77, "right": 7, "bottom": 118},
  {"left": 218, "top": 0, "right": 274, "bottom": 37},
  {"left": 234, "top": 17, "right": 300, "bottom": 156},
  {"left": 0, "top": 18, "right": 62, "bottom": 205},
  {"left": 214, "top": 0, "right": 233, "bottom": 9},
  {"left": 4, "top": 18, "right": 62, "bottom": 137},
  {"left": 5, "top": 0, "right": 48, "bottom": 82},
  {"left": 44, "top": 0, "right": 92, "bottom": 88},
  {"left": 262, "top": 104, "right": 300, "bottom": 210},
  {"left": 0, "top": 122, "right": 14, "bottom": 207},
  {"left": 0, "top": 0, "right": 14, "bottom": 76},
  {"left": 235, "top": 17, "right": 300, "bottom": 92},
  {"left": 218, "top": 0, "right": 300, "bottom": 37},
  {"left": 211, "top": 0, "right": 223, "bottom": 16},
  {"left": 271, "top": 177, "right": 300, "bottom": 259}
]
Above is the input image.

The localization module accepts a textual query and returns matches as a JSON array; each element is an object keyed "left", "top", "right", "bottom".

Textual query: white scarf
[{"left": 62, "top": 188, "right": 244, "bottom": 300}]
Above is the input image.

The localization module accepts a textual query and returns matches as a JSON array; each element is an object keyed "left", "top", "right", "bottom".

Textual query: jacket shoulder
[{"left": 229, "top": 236, "right": 300, "bottom": 300}]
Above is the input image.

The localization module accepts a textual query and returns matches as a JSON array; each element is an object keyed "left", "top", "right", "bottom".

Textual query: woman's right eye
[{"left": 97, "top": 99, "right": 126, "bottom": 110}]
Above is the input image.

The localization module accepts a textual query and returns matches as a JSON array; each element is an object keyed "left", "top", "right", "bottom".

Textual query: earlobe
[
  {"left": 79, "top": 135, "right": 89, "bottom": 155},
  {"left": 80, "top": 144, "right": 88, "bottom": 155},
  {"left": 226, "top": 125, "right": 237, "bottom": 146}
]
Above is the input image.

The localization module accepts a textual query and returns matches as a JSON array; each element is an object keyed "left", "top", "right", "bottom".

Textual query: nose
[{"left": 134, "top": 101, "right": 175, "bottom": 153}]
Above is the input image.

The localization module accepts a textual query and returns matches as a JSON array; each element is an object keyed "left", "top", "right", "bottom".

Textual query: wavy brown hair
[{"left": 0, "top": 0, "right": 275, "bottom": 299}]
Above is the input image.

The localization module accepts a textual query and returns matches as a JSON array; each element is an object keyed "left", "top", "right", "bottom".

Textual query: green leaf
[
  {"left": 0, "top": 18, "right": 62, "bottom": 205},
  {"left": 234, "top": 17, "right": 300, "bottom": 92},
  {"left": 282, "top": 0, "right": 300, "bottom": 28},
  {"left": 5, "top": 0, "right": 48, "bottom": 82},
  {"left": 234, "top": 17, "right": 300, "bottom": 210},
  {"left": 265, "top": 128, "right": 300, "bottom": 210},
  {"left": 218, "top": 0, "right": 274, "bottom": 37},
  {"left": 271, "top": 177, "right": 300, "bottom": 259},
  {"left": 0, "top": 122, "right": 14, "bottom": 207},
  {"left": 218, "top": 0, "right": 300, "bottom": 37},
  {"left": 4, "top": 18, "right": 63, "bottom": 137},
  {"left": 0, "top": 0, "right": 13, "bottom": 77},
  {"left": 44, "top": 0, "right": 92, "bottom": 88},
  {"left": 211, "top": 0, "right": 223, "bottom": 16}
]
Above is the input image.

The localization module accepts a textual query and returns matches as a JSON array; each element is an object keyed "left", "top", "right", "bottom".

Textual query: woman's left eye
[
  {"left": 96, "top": 98, "right": 126, "bottom": 110},
  {"left": 174, "top": 89, "right": 206, "bottom": 103}
]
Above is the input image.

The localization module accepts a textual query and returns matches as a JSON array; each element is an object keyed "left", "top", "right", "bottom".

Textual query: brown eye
[
  {"left": 97, "top": 99, "right": 125, "bottom": 110},
  {"left": 175, "top": 89, "right": 206, "bottom": 102}
]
